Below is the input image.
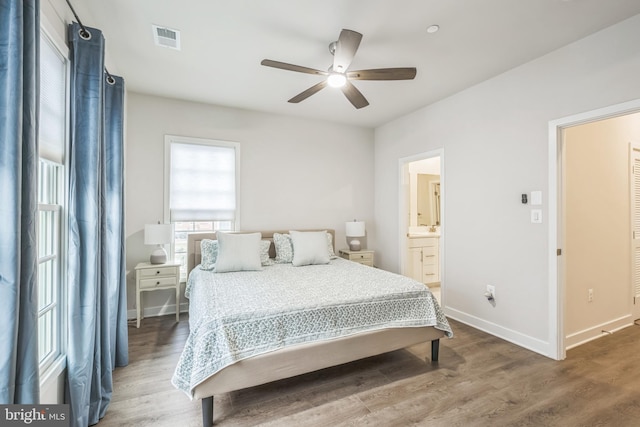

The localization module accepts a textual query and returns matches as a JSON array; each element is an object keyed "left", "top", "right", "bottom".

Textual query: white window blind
[
  {"left": 168, "top": 140, "right": 237, "bottom": 222},
  {"left": 39, "top": 34, "right": 66, "bottom": 164}
]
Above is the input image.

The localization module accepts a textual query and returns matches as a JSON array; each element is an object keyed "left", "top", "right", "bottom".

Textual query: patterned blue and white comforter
[{"left": 172, "top": 258, "right": 453, "bottom": 398}]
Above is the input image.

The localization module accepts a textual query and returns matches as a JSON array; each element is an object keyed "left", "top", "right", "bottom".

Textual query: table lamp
[
  {"left": 345, "top": 220, "right": 365, "bottom": 251},
  {"left": 144, "top": 223, "right": 174, "bottom": 264}
]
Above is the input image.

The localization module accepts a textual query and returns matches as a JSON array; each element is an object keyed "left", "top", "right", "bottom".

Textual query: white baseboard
[
  {"left": 564, "top": 315, "right": 633, "bottom": 350},
  {"left": 444, "top": 307, "right": 554, "bottom": 358},
  {"left": 127, "top": 302, "right": 189, "bottom": 320}
]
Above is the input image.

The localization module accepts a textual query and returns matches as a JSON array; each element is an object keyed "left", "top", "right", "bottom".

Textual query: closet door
[{"left": 630, "top": 143, "right": 640, "bottom": 320}]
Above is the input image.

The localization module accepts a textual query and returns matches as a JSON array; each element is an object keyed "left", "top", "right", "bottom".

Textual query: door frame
[
  {"left": 548, "top": 98, "right": 640, "bottom": 360},
  {"left": 398, "top": 149, "right": 444, "bottom": 304}
]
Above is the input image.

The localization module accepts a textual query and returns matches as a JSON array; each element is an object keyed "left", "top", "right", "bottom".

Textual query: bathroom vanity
[{"left": 406, "top": 234, "right": 440, "bottom": 286}]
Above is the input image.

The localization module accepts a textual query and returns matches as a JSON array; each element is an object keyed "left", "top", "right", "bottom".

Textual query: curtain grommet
[
  {"left": 106, "top": 75, "right": 116, "bottom": 85},
  {"left": 79, "top": 28, "right": 92, "bottom": 40}
]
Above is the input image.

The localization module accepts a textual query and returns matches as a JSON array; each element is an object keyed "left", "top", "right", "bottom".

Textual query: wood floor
[{"left": 98, "top": 315, "right": 640, "bottom": 427}]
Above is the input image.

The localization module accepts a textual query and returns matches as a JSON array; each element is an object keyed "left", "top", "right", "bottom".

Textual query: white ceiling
[{"left": 82, "top": 0, "right": 640, "bottom": 128}]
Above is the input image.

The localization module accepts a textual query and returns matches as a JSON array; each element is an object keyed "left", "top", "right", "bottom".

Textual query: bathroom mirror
[
  {"left": 416, "top": 174, "right": 440, "bottom": 226},
  {"left": 406, "top": 156, "right": 441, "bottom": 230}
]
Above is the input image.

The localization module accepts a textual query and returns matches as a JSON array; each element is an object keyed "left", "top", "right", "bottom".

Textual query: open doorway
[
  {"left": 549, "top": 99, "right": 640, "bottom": 359},
  {"left": 399, "top": 150, "right": 444, "bottom": 305}
]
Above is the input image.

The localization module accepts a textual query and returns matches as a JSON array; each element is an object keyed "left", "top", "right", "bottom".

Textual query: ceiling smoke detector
[{"left": 426, "top": 25, "right": 440, "bottom": 34}]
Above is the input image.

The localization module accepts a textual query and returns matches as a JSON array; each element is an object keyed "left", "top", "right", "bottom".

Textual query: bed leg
[
  {"left": 431, "top": 339, "right": 440, "bottom": 362},
  {"left": 202, "top": 396, "right": 214, "bottom": 426}
]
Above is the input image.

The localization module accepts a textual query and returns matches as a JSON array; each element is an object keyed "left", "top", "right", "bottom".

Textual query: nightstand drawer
[
  {"left": 139, "top": 266, "right": 178, "bottom": 278},
  {"left": 351, "top": 252, "right": 373, "bottom": 261},
  {"left": 339, "top": 249, "right": 375, "bottom": 267},
  {"left": 139, "top": 276, "right": 177, "bottom": 290}
]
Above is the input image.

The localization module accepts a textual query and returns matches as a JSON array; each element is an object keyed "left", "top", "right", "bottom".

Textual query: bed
[{"left": 172, "top": 230, "right": 453, "bottom": 426}]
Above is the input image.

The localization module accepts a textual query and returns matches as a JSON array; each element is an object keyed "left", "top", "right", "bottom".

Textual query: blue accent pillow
[{"left": 200, "top": 239, "right": 218, "bottom": 270}]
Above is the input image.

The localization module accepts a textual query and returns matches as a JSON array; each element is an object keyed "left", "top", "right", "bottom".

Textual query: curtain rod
[{"left": 64, "top": 0, "right": 115, "bottom": 84}]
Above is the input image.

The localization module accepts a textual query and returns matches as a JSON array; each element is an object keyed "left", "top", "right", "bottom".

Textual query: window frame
[{"left": 163, "top": 135, "right": 241, "bottom": 281}]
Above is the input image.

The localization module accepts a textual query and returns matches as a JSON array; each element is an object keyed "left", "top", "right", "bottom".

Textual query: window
[
  {"left": 37, "top": 31, "right": 67, "bottom": 373},
  {"left": 37, "top": 160, "right": 63, "bottom": 370},
  {"left": 165, "top": 136, "right": 240, "bottom": 279}
]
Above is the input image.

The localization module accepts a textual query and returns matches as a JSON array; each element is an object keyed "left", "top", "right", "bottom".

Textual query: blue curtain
[
  {"left": 0, "top": 0, "right": 41, "bottom": 404},
  {"left": 65, "top": 22, "right": 128, "bottom": 427},
  {"left": 103, "top": 72, "right": 129, "bottom": 407}
]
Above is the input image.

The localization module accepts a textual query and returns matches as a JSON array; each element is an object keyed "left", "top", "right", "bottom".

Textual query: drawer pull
[
  {"left": 156, "top": 281, "right": 160, "bottom": 285},
  {"left": 156, "top": 271, "right": 160, "bottom": 275}
]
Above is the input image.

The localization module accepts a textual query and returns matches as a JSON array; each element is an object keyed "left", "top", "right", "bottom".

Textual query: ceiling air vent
[{"left": 152, "top": 25, "right": 181, "bottom": 50}]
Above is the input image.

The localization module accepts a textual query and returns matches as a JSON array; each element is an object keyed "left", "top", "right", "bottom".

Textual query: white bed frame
[{"left": 185, "top": 230, "right": 446, "bottom": 426}]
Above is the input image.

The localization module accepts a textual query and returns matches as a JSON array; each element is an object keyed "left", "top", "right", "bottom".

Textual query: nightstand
[
  {"left": 339, "top": 249, "right": 374, "bottom": 267},
  {"left": 135, "top": 261, "right": 181, "bottom": 328}
]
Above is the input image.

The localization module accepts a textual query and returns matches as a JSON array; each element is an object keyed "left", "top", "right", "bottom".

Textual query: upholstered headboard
[{"left": 186, "top": 229, "right": 336, "bottom": 276}]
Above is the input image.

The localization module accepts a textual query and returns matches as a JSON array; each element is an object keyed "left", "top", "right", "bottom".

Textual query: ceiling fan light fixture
[
  {"left": 327, "top": 73, "right": 347, "bottom": 88},
  {"left": 261, "top": 28, "right": 415, "bottom": 109}
]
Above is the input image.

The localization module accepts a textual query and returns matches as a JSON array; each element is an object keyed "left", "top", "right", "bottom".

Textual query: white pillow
[
  {"left": 215, "top": 232, "right": 262, "bottom": 273},
  {"left": 289, "top": 230, "right": 330, "bottom": 266}
]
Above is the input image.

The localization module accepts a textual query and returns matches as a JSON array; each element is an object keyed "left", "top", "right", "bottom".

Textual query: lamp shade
[
  {"left": 144, "top": 223, "right": 174, "bottom": 245},
  {"left": 345, "top": 221, "right": 365, "bottom": 237}
]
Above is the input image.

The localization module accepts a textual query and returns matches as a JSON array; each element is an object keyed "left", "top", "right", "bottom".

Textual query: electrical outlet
[
  {"left": 487, "top": 285, "right": 496, "bottom": 298},
  {"left": 588, "top": 288, "right": 593, "bottom": 302}
]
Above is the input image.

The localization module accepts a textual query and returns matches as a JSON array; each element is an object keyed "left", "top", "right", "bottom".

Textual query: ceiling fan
[{"left": 261, "top": 29, "right": 417, "bottom": 109}]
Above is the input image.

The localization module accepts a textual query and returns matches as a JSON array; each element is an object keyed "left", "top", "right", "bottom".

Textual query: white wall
[
  {"left": 126, "top": 92, "right": 374, "bottom": 316},
  {"left": 408, "top": 157, "right": 440, "bottom": 175},
  {"left": 373, "top": 14, "right": 640, "bottom": 357}
]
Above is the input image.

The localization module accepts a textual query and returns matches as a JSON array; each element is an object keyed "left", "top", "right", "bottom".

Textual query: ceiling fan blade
[
  {"left": 347, "top": 68, "right": 417, "bottom": 80},
  {"left": 341, "top": 81, "right": 369, "bottom": 109},
  {"left": 288, "top": 80, "right": 328, "bottom": 103},
  {"left": 332, "top": 29, "right": 362, "bottom": 73},
  {"left": 261, "top": 59, "right": 328, "bottom": 76}
]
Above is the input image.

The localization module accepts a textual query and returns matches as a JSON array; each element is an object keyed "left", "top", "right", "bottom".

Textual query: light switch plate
[
  {"left": 531, "top": 190, "right": 542, "bottom": 205},
  {"left": 531, "top": 209, "right": 542, "bottom": 224}
]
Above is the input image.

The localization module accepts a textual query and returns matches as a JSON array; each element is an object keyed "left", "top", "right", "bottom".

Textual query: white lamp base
[
  {"left": 348, "top": 239, "right": 362, "bottom": 251},
  {"left": 150, "top": 246, "right": 167, "bottom": 264}
]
